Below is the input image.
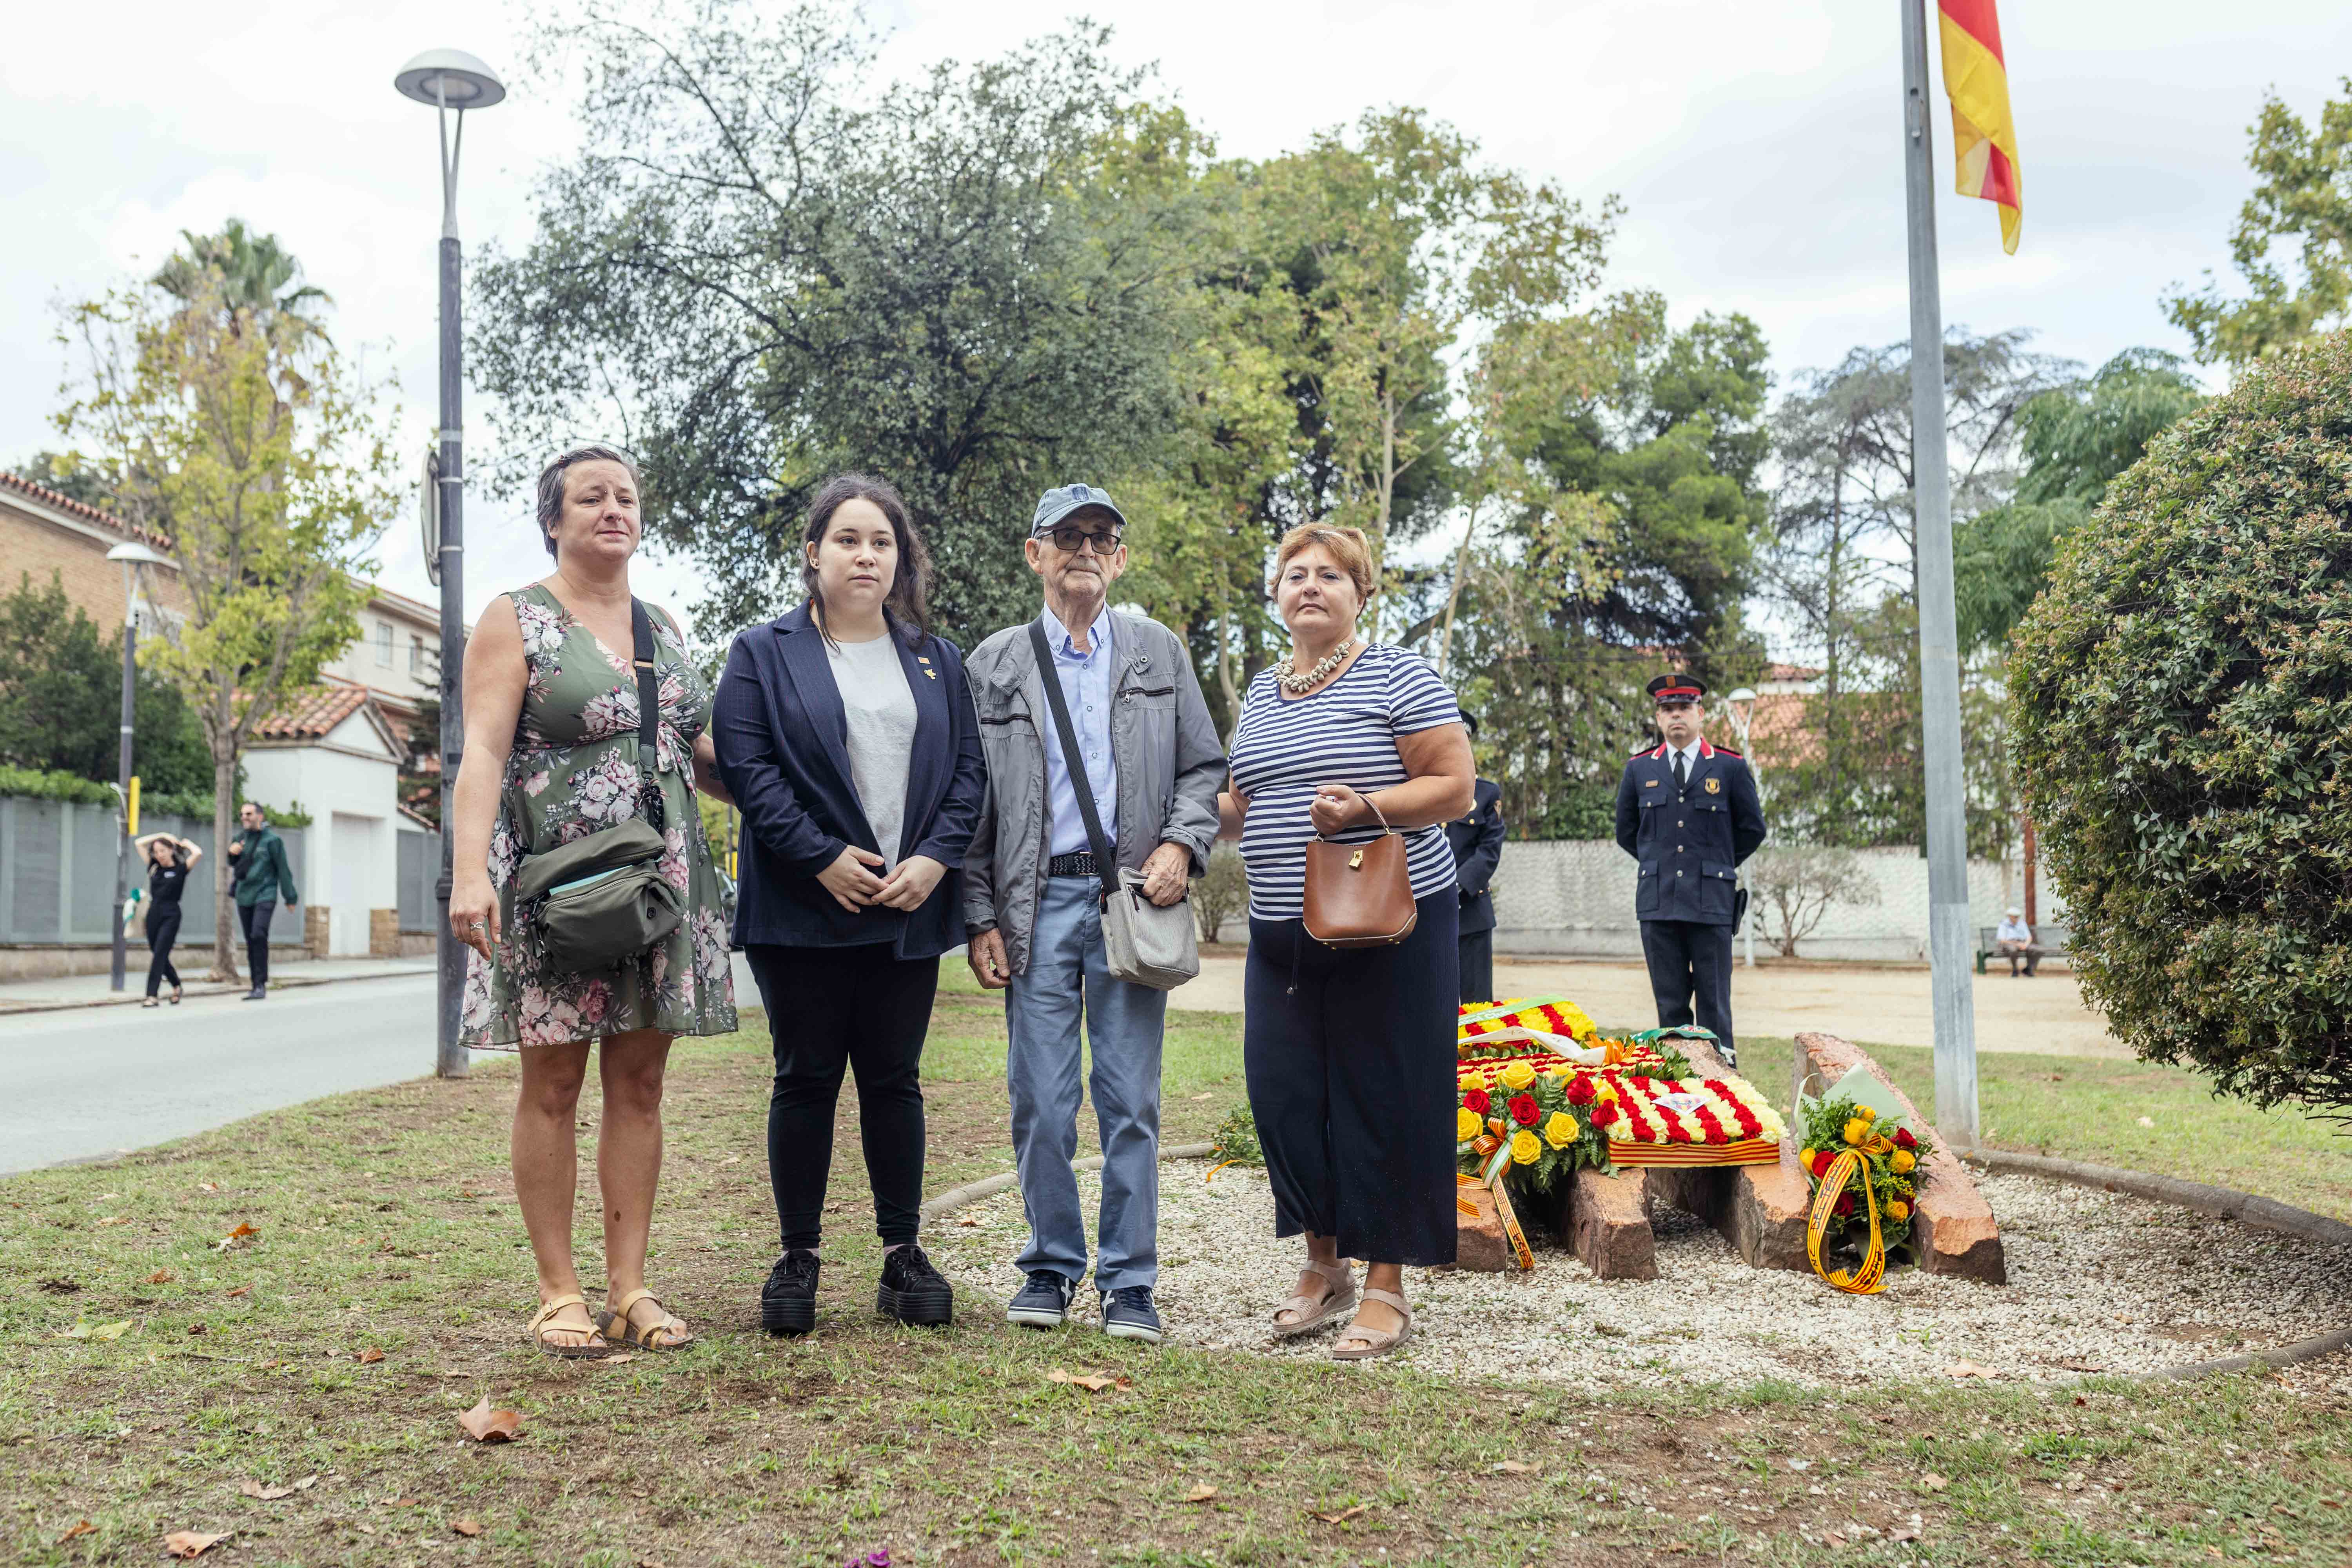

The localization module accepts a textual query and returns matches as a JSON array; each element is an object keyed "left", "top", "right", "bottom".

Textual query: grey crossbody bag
[{"left": 1028, "top": 620, "right": 1199, "bottom": 991}]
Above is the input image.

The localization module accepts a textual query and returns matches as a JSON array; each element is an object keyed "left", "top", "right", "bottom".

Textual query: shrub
[
  {"left": 1192, "top": 842, "right": 1249, "bottom": 944},
  {"left": 0, "top": 765, "right": 115, "bottom": 806},
  {"left": 1743, "top": 844, "right": 1881, "bottom": 959},
  {"left": 2010, "top": 330, "right": 2352, "bottom": 1115}
]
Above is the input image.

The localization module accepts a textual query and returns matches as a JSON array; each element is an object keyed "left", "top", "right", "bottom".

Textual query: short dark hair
[
  {"left": 535, "top": 445, "right": 642, "bottom": 559},
  {"left": 800, "top": 474, "right": 934, "bottom": 645}
]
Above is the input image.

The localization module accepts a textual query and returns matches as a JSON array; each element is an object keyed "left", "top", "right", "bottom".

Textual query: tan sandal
[
  {"left": 528, "top": 1293, "right": 609, "bottom": 1359},
  {"left": 1271, "top": 1258, "right": 1357, "bottom": 1339},
  {"left": 597, "top": 1287, "right": 696, "bottom": 1351},
  {"left": 1331, "top": 1287, "right": 1414, "bottom": 1361}
]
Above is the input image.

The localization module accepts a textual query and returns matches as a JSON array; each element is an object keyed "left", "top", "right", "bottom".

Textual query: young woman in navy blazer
[{"left": 711, "top": 474, "right": 985, "bottom": 1334}]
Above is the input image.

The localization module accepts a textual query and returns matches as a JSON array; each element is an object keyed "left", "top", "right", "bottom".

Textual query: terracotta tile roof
[
  {"left": 0, "top": 470, "right": 173, "bottom": 550},
  {"left": 1766, "top": 662, "right": 1824, "bottom": 683},
  {"left": 250, "top": 684, "right": 372, "bottom": 741}
]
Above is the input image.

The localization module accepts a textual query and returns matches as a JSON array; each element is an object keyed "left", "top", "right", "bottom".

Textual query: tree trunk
[
  {"left": 1433, "top": 501, "right": 1481, "bottom": 677},
  {"left": 1215, "top": 591, "right": 1240, "bottom": 747},
  {"left": 209, "top": 749, "right": 240, "bottom": 982}
]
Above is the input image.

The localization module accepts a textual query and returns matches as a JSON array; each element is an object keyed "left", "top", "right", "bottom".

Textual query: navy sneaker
[
  {"left": 761, "top": 1249, "right": 820, "bottom": 1337},
  {"left": 1100, "top": 1285, "right": 1164, "bottom": 1344},
  {"left": 1007, "top": 1270, "right": 1078, "bottom": 1329},
  {"left": 876, "top": 1244, "right": 954, "bottom": 1327}
]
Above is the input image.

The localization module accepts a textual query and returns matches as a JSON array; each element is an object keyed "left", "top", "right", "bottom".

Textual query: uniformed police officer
[{"left": 1613, "top": 674, "right": 1766, "bottom": 1065}]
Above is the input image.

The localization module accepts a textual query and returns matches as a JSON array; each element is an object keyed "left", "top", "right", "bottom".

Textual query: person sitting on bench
[{"left": 1994, "top": 907, "right": 2041, "bottom": 977}]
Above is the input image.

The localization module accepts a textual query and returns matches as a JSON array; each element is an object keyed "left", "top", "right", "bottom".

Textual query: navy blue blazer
[
  {"left": 1613, "top": 738, "right": 1767, "bottom": 926},
  {"left": 711, "top": 604, "right": 986, "bottom": 959}
]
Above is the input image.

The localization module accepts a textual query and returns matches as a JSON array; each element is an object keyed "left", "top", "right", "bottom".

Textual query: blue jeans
[{"left": 1005, "top": 875, "right": 1168, "bottom": 1292}]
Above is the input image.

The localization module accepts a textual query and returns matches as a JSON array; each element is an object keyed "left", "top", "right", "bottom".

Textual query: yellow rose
[
  {"left": 1499, "top": 1061, "right": 1537, "bottom": 1092},
  {"left": 1597, "top": 1083, "right": 1619, "bottom": 1104},
  {"left": 1545, "top": 1112, "right": 1578, "bottom": 1149},
  {"left": 1886, "top": 1199, "right": 1911, "bottom": 1222},
  {"left": 1549, "top": 1065, "right": 1574, "bottom": 1085},
  {"left": 1857, "top": 1105, "right": 1878, "bottom": 1123},
  {"left": 1457, "top": 1107, "right": 1482, "bottom": 1142},
  {"left": 1890, "top": 1149, "right": 1916, "bottom": 1174},
  {"left": 1510, "top": 1129, "right": 1542, "bottom": 1165},
  {"left": 1842, "top": 1118, "right": 1869, "bottom": 1146}
]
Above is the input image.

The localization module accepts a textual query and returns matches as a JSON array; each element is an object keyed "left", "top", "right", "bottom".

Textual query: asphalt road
[{"left": 0, "top": 973, "right": 442, "bottom": 1176}]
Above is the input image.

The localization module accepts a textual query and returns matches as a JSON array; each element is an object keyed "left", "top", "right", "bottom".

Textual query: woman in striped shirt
[{"left": 1219, "top": 524, "right": 1475, "bottom": 1360}]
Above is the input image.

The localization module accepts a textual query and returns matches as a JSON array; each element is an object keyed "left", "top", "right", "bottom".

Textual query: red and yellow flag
[{"left": 1938, "top": 0, "right": 2021, "bottom": 253}]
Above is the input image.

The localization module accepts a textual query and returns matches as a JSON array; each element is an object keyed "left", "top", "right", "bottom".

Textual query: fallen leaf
[
  {"left": 57, "top": 1519, "right": 94, "bottom": 1543},
  {"left": 1311, "top": 1504, "right": 1368, "bottom": 1524},
  {"left": 90, "top": 1319, "right": 132, "bottom": 1341},
  {"left": 1942, "top": 1360, "right": 1996, "bottom": 1380},
  {"left": 603, "top": 1352, "right": 635, "bottom": 1365},
  {"left": 198, "top": 1182, "right": 219, "bottom": 1193},
  {"left": 356, "top": 1348, "right": 384, "bottom": 1365},
  {"left": 225, "top": 1285, "right": 251, "bottom": 1299},
  {"left": 96, "top": 1192, "right": 120, "bottom": 1202},
  {"left": 2136, "top": 1115, "right": 2154, "bottom": 1128},
  {"left": 96, "top": 1216, "right": 130, "bottom": 1227},
  {"left": 1495, "top": 1459, "right": 1536, "bottom": 1474},
  {"left": 954, "top": 1216, "right": 982, "bottom": 1227},
  {"left": 294, "top": 1475, "right": 318, "bottom": 1491},
  {"left": 2057, "top": 1358, "right": 2105, "bottom": 1373},
  {"left": 214, "top": 1221, "right": 259, "bottom": 1251},
  {"left": 146, "top": 1270, "right": 175, "bottom": 1285},
  {"left": 1045, "top": 1368, "right": 1118, "bottom": 1393},
  {"left": 37, "top": 1278, "right": 80, "bottom": 1294},
  {"left": 188, "top": 1323, "right": 206, "bottom": 1336},
  {"left": 164, "top": 1530, "right": 232, "bottom": 1558},
  {"left": 456, "top": 1397, "right": 523, "bottom": 1443},
  {"left": 240, "top": 1479, "right": 296, "bottom": 1500},
  {"left": 1183, "top": 1484, "right": 1218, "bottom": 1503},
  {"left": 1826, "top": 1531, "right": 1846, "bottom": 1546},
  {"left": 452, "top": 1518, "right": 483, "bottom": 1537},
  {"left": 1891, "top": 1527, "right": 1921, "bottom": 1543},
  {"left": 1592, "top": 1321, "right": 1627, "bottom": 1338},
  {"left": 1920, "top": 1472, "right": 1951, "bottom": 1492}
]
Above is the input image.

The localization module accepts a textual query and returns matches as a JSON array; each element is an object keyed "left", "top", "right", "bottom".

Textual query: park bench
[{"left": 1976, "top": 923, "right": 2070, "bottom": 974}]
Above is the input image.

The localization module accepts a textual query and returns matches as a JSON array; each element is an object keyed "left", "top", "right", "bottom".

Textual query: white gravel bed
[{"left": 926, "top": 1164, "right": 2352, "bottom": 1388}]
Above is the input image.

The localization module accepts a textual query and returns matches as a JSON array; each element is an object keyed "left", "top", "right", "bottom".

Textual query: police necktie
[{"left": 1675, "top": 751, "right": 1688, "bottom": 794}]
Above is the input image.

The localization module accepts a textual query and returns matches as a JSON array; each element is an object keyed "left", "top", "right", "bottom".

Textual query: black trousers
[
  {"left": 744, "top": 942, "right": 938, "bottom": 1252},
  {"left": 1244, "top": 891, "right": 1459, "bottom": 1267},
  {"left": 1639, "top": 918, "right": 1736, "bottom": 1064},
  {"left": 1457, "top": 928, "right": 1494, "bottom": 1004},
  {"left": 239, "top": 900, "right": 276, "bottom": 988},
  {"left": 145, "top": 904, "right": 182, "bottom": 997}
]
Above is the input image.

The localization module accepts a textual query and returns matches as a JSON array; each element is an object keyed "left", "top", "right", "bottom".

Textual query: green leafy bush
[
  {"left": 0, "top": 766, "right": 114, "bottom": 806},
  {"left": 2010, "top": 331, "right": 2352, "bottom": 1115}
]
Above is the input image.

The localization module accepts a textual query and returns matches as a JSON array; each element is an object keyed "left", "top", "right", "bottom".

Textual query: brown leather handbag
[{"left": 1302, "top": 797, "right": 1419, "bottom": 947}]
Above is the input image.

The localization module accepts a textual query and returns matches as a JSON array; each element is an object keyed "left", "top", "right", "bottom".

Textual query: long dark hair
[{"left": 800, "top": 474, "right": 933, "bottom": 646}]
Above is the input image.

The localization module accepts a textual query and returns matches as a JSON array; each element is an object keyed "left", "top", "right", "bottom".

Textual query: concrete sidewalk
[{"left": 0, "top": 955, "right": 438, "bottom": 1016}]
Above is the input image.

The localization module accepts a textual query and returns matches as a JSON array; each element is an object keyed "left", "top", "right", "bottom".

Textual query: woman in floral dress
[{"left": 449, "top": 445, "right": 737, "bottom": 1358}]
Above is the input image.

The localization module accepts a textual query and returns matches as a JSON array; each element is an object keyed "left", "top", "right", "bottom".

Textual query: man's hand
[
  {"left": 967, "top": 927, "right": 1011, "bottom": 990},
  {"left": 1140, "top": 842, "right": 1190, "bottom": 907},
  {"left": 873, "top": 854, "right": 947, "bottom": 911}
]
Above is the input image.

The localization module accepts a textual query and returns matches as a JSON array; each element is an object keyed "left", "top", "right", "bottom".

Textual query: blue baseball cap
[{"left": 1031, "top": 483, "right": 1127, "bottom": 535}]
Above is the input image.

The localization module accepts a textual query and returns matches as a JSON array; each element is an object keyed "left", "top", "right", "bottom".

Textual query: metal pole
[
  {"left": 110, "top": 568, "right": 136, "bottom": 992},
  {"left": 434, "top": 89, "right": 470, "bottom": 1080},
  {"left": 1901, "top": 0, "right": 1979, "bottom": 1148}
]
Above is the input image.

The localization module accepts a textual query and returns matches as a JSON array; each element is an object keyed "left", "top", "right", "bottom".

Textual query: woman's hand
[
  {"left": 817, "top": 845, "right": 888, "bottom": 912},
  {"left": 872, "top": 854, "right": 946, "bottom": 911},
  {"left": 450, "top": 872, "right": 501, "bottom": 960},
  {"left": 1308, "top": 783, "right": 1377, "bottom": 837},
  {"left": 1140, "top": 842, "right": 1191, "bottom": 907}
]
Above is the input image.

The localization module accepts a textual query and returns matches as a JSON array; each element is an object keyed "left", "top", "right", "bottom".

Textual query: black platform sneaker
[
  {"left": 875, "top": 1244, "right": 955, "bottom": 1327},
  {"left": 761, "top": 1249, "right": 820, "bottom": 1337}
]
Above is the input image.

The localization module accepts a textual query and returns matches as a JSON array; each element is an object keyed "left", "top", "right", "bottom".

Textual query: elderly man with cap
[
  {"left": 1993, "top": 907, "right": 2040, "bottom": 977},
  {"left": 1613, "top": 673, "right": 1767, "bottom": 1065},
  {"left": 962, "top": 483, "right": 1225, "bottom": 1345}
]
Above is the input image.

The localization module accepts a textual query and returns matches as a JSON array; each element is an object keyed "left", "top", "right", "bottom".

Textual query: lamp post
[
  {"left": 396, "top": 48, "right": 505, "bottom": 1080},
  {"left": 1723, "top": 686, "right": 1759, "bottom": 969},
  {"left": 104, "top": 542, "right": 171, "bottom": 993}
]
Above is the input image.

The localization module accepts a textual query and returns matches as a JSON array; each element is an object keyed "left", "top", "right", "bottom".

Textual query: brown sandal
[
  {"left": 528, "top": 1293, "right": 609, "bottom": 1359},
  {"left": 597, "top": 1287, "right": 696, "bottom": 1351},
  {"left": 1271, "top": 1259, "right": 1357, "bottom": 1339},
  {"left": 1331, "top": 1287, "right": 1414, "bottom": 1361}
]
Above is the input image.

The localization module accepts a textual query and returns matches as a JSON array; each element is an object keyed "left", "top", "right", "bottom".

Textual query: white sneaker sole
[
  {"left": 1102, "top": 1319, "right": 1164, "bottom": 1344},
  {"left": 1006, "top": 1305, "right": 1068, "bottom": 1328}
]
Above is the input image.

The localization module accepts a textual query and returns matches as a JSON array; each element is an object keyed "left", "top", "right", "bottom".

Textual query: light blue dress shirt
[{"left": 1039, "top": 604, "right": 1118, "bottom": 858}]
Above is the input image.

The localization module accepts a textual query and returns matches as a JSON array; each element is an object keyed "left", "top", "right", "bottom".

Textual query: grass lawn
[{"left": 2, "top": 974, "right": 2347, "bottom": 1565}]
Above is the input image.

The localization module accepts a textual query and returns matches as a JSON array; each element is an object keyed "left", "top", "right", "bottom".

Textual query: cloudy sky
[{"left": 5, "top": 0, "right": 2347, "bottom": 642}]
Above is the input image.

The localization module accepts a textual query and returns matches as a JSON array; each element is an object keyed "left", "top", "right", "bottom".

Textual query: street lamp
[
  {"left": 105, "top": 541, "right": 172, "bottom": 993},
  {"left": 396, "top": 47, "right": 505, "bottom": 1080},
  {"left": 1722, "top": 687, "right": 1759, "bottom": 969}
]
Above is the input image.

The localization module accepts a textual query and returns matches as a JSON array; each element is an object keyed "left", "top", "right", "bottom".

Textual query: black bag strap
[
  {"left": 1029, "top": 619, "right": 1118, "bottom": 905},
  {"left": 631, "top": 598, "right": 668, "bottom": 833}
]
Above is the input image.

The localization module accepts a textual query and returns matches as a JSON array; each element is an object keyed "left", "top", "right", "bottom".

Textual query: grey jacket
[{"left": 962, "top": 609, "right": 1225, "bottom": 977}]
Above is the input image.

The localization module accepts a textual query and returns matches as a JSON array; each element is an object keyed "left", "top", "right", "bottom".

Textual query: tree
[
  {"left": 151, "top": 218, "right": 333, "bottom": 344},
  {"left": 8, "top": 451, "right": 118, "bottom": 510},
  {"left": 2010, "top": 329, "right": 2352, "bottom": 1117},
  {"left": 58, "top": 265, "right": 390, "bottom": 979},
  {"left": 2165, "top": 79, "right": 2352, "bottom": 367},
  {"left": 1743, "top": 845, "right": 1880, "bottom": 959},
  {"left": 0, "top": 571, "right": 211, "bottom": 794},
  {"left": 472, "top": 3, "right": 1200, "bottom": 647}
]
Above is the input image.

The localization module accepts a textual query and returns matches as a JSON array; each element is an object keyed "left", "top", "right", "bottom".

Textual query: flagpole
[{"left": 1901, "top": 0, "right": 1981, "bottom": 1149}]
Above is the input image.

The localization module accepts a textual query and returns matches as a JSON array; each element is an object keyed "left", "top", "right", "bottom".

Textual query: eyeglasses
[{"left": 1036, "top": 524, "right": 1123, "bottom": 555}]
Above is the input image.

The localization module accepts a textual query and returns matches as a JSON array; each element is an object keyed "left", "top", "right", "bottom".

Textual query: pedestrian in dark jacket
[
  {"left": 225, "top": 802, "right": 298, "bottom": 1000},
  {"left": 711, "top": 473, "right": 987, "bottom": 1338},
  {"left": 1443, "top": 712, "right": 1506, "bottom": 1004}
]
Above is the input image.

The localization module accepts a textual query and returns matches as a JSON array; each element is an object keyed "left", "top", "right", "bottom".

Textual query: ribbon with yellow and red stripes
[
  {"left": 1805, "top": 1149, "right": 1889, "bottom": 1295},
  {"left": 1940, "top": 0, "right": 2022, "bottom": 253}
]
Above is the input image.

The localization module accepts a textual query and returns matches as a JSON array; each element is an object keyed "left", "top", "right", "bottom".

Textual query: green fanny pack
[{"left": 509, "top": 599, "right": 683, "bottom": 973}]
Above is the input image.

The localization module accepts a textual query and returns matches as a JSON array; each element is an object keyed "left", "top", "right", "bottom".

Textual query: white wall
[
  {"left": 241, "top": 711, "right": 400, "bottom": 956},
  {"left": 1490, "top": 841, "right": 2071, "bottom": 963}
]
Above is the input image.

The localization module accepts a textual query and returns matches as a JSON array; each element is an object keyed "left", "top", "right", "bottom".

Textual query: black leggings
[
  {"left": 240, "top": 900, "right": 276, "bottom": 987},
  {"left": 145, "top": 904, "right": 183, "bottom": 998},
  {"left": 744, "top": 942, "right": 938, "bottom": 1252}
]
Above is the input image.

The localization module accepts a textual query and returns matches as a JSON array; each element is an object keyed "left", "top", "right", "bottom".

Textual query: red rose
[
  {"left": 1894, "top": 1127, "right": 1918, "bottom": 1150},
  {"left": 1564, "top": 1076, "right": 1597, "bottom": 1107},
  {"left": 1834, "top": 1193, "right": 1855, "bottom": 1217},
  {"left": 1462, "top": 1087, "right": 1491, "bottom": 1116},
  {"left": 1590, "top": 1101, "right": 1620, "bottom": 1128},
  {"left": 1808, "top": 1149, "right": 1835, "bottom": 1178},
  {"left": 1508, "top": 1094, "right": 1541, "bottom": 1127}
]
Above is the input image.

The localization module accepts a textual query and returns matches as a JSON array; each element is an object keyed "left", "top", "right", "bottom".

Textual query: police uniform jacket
[
  {"left": 1613, "top": 739, "right": 1765, "bottom": 926},
  {"left": 1443, "top": 778, "right": 1505, "bottom": 936}
]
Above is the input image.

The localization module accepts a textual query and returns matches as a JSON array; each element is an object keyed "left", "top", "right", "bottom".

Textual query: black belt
[{"left": 1048, "top": 851, "right": 1102, "bottom": 879}]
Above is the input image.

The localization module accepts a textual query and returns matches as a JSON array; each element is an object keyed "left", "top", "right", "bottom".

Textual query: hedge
[
  {"left": 0, "top": 767, "right": 312, "bottom": 829},
  {"left": 2009, "top": 329, "right": 2352, "bottom": 1115}
]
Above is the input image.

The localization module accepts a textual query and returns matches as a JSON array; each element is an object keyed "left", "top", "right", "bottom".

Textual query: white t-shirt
[
  {"left": 826, "top": 632, "right": 918, "bottom": 870},
  {"left": 1996, "top": 916, "right": 2031, "bottom": 943}
]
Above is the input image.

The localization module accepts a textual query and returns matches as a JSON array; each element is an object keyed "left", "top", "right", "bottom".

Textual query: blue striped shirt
[{"left": 1228, "top": 642, "right": 1461, "bottom": 920}]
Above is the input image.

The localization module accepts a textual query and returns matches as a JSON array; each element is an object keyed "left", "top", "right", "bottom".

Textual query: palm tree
[{"left": 152, "top": 220, "right": 333, "bottom": 342}]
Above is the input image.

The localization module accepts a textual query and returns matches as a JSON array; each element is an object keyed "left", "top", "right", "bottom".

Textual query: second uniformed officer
[{"left": 1614, "top": 674, "right": 1766, "bottom": 1065}]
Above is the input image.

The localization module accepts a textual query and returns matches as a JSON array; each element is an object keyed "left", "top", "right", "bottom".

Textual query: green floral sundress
[{"left": 460, "top": 583, "right": 738, "bottom": 1049}]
